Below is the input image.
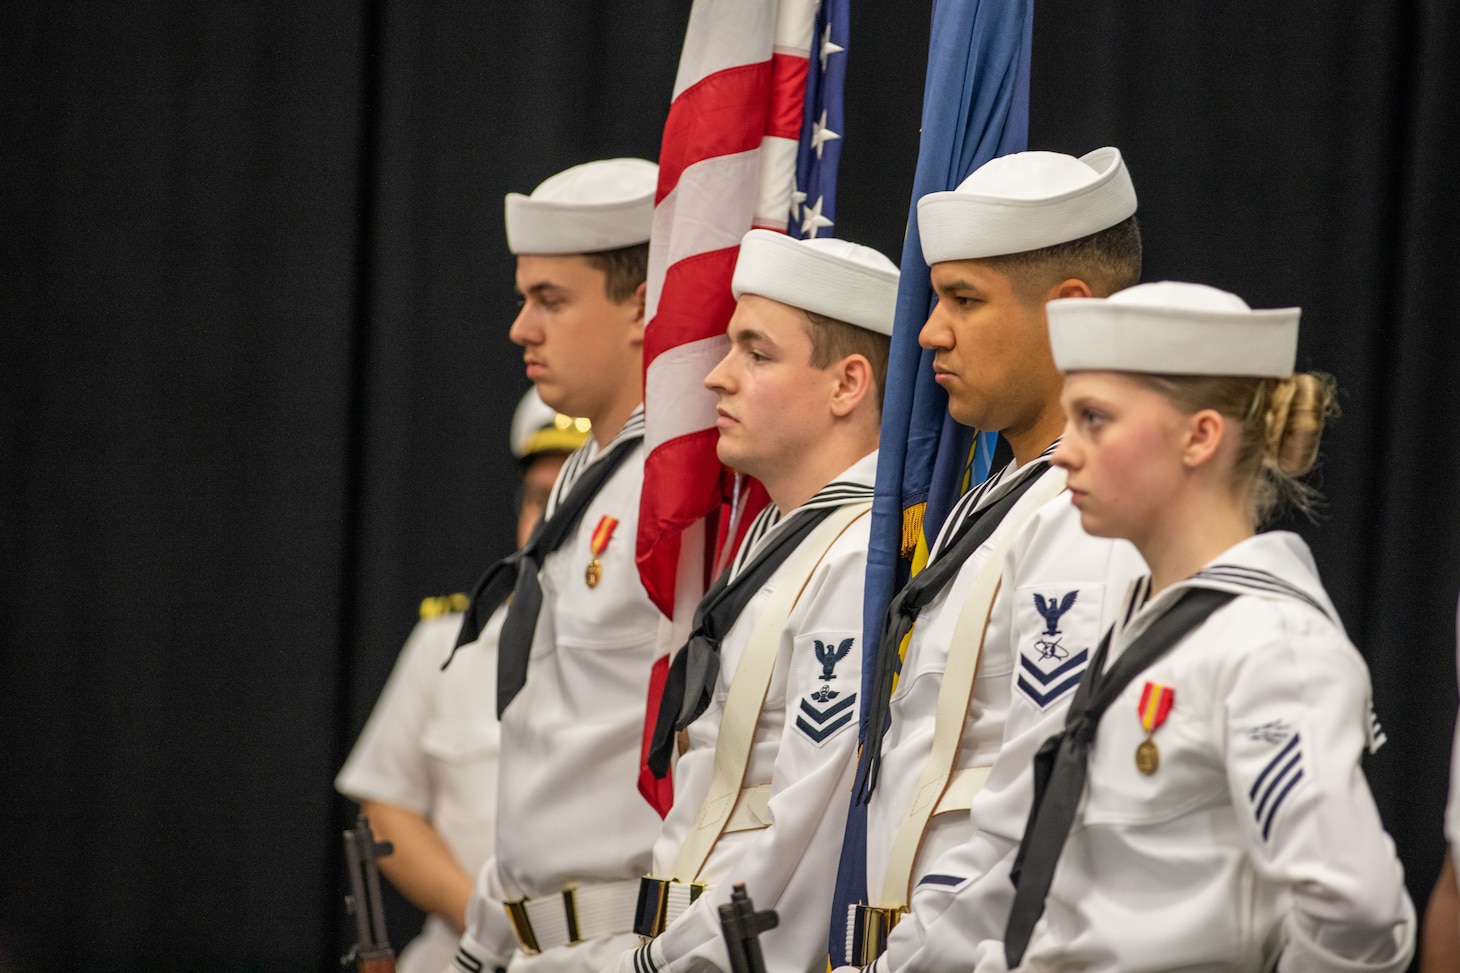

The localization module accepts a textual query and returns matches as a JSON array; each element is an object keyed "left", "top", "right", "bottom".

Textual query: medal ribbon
[
  {"left": 591, "top": 515, "right": 619, "bottom": 556},
  {"left": 1138, "top": 682, "right": 1174, "bottom": 733}
]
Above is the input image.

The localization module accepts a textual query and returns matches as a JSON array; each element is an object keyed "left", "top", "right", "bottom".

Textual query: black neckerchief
[
  {"left": 852, "top": 462, "right": 1050, "bottom": 803},
  {"left": 446, "top": 434, "right": 640, "bottom": 717},
  {"left": 645, "top": 505, "right": 840, "bottom": 778},
  {"left": 1002, "top": 587, "right": 1237, "bottom": 967}
]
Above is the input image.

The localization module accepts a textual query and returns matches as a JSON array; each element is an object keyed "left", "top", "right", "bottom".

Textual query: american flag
[{"left": 634, "top": 0, "right": 848, "bottom": 814}]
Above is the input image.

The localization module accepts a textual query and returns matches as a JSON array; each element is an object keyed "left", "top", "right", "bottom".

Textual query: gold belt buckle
[
  {"left": 504, "top": 898, "right": 541, "bottom": 955},
  {"left": 850, "top": 904, "right": 903, "bottom": 966},
  {"left": 634, "top": 876, "right": 705, "bottom": 937},
  {"left": 504, "top": 885, "right": 582, "bottom": 955},
  {"left": 562, "top": 885, "right": 582, "bottom": 944}
]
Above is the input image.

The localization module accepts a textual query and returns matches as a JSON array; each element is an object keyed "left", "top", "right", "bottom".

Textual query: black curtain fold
[
  {"left": 2, "top": 1, "right": 1456, "bottom": 970},
  {"left": 2, "top": 4, "right": 368, "bottom": 969}
]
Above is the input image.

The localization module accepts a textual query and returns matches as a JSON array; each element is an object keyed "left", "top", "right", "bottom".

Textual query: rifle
[
  {"left": 718, "top": 884, "right": 779, "bottom": 973},
  {"left": 341, "top": 813, "right": 397, "bottom": 973}
]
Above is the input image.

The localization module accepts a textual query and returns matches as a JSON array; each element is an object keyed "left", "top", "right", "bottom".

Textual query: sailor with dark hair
[
  {"left": 449, "top": 158, "right": 665, "bottom": 973},
  {"left": 336, "top": 388, "right": 588, "bottom": 973},
  {"left": 838, "top": 149, "right": 1150, "bottom": 973}
]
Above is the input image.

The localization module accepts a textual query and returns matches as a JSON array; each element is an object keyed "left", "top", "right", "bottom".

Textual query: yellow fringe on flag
[
  {"left": 900, "top": 502, "right": 926, "bottom": 561},
  {"left": 891, "top": 502, "right": 937, "bottom": 698}
]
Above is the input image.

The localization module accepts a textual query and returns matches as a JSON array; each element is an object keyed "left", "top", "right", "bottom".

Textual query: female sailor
[{"left": 990, "top": 281, "right": 1415, "bottom": 972}]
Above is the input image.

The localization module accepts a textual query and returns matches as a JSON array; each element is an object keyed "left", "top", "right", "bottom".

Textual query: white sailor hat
[
  {"left": 510, "top": 388, "right": 591, "bottom": 459},
  {"left": 1048, "top": 281, "right": 1301, "bottom": 378},
  {"left": 918, "top": 147, "right": 1137, "bottom": 264},
  {"left": 730, "top": 230, "right": 900, "bottom": 336},
  {"left": 505, "top": 158, "right": 658, "bottom": 255}
]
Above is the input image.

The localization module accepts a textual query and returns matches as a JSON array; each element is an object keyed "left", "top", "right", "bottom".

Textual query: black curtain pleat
[
  {"left": 1, "top": 3, "right": 369, "bottom": 970},
  {"left": 1, "top": 1, "right": 1455, "bottom": 970}
]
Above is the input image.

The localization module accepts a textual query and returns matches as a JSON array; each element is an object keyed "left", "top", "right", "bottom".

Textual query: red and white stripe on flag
[{"left": 634, "top": 0, "right": 820, "bottom": 815}]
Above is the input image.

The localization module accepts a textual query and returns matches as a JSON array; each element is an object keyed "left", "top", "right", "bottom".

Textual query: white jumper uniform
[
  {"left": 338, "top": 607, "right": 502, "bottom": 973},
  {"left": 455, "top": 408, "right": 664, "bottom": 973},
  {"left": 956, "top": 531, "right": 1414, "bottom": 973},
  {"left": 862, "top": 448, "right": 1144, "bottom": 972},
  {"left": 620, "top": 452, "right": 877, "bottom": 973}
]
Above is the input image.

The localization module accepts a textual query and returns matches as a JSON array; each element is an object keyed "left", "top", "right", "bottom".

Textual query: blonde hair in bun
[
  {"left": 1135, "top": 371, "right": 1338, "bottom": 525},
  {"left": 1261, "top": 373, "right": 1334, "bottom": 478}
]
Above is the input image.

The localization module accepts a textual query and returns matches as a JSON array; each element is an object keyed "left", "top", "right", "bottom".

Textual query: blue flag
[{"left": 829, "top": 0, "right": 1032, "bottom": 962}]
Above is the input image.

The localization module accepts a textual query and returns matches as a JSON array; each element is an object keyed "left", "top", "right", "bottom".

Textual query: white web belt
[{"left": 504, "top": 879, "right": 641, "bottom": 954}]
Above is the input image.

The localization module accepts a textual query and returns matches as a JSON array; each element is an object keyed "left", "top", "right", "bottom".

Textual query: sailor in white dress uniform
[
  {"left": 606, "top": 231, "right": 898, "bottom": 973},
  {"left": 841, "top": 149, "right": 1147, "bottom": 972},
  {"left": 450, "top": 159, "right": 666, "bottom": 973},
  {"left": 335, "top": 390, "right": 587, "bottom": 973},
  {"left": 969, "top": 282, "right": 1415, "bottom": 972}
]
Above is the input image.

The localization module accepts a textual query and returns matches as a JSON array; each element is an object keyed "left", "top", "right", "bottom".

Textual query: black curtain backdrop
[{"left": 1, "top": 2, "right": 1455, "bottom": 970}]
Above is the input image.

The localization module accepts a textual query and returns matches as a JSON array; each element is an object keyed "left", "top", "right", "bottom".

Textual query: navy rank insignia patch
[
  {"left": 1249, "top": 733, "right": 1305, "bottom": 840},
  {"left": 797, "top": 636, "right": 857, "bottom": 745},
  {"left": 815, "top": 637, "right": 853, "bottom": 682},
  {"left": 1033, "top": 591, "right": 1078, "bottom": 640},
  {"left": 1015, "top": 586, "right": 1100, "bottom": 710}
]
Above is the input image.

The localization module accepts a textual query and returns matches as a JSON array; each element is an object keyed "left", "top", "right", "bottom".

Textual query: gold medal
[
  {"left": 1134, "top": 681, "right": 1174, "bottom": 775},
  {"left": 585, "top": 515, "right": 619, "bottom": 589},
  {"left": 1135, "top": 738, "right": 1160, "bottom": 775}
]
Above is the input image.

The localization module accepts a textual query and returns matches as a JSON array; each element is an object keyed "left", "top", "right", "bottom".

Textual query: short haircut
[
  {"left": 583, "top": 243, "right": 650, "bottom": 303},
  {"left": 804, "top": 311, "right": 891, "bottom": 415},
  {"left": 982, "top": 215, "right": 1143, "bottom": 302}
]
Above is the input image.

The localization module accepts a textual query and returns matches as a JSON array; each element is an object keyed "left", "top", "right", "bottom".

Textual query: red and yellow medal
[
  {"left": 586, "top": 515, "right": 619, "bottom": 588},
  {"left": 1135, "top": 681, "right": 1174, "bottom": 774}
]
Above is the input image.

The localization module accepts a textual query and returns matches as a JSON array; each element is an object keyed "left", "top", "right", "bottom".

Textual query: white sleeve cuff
[
  {"left": 451, "top": 932, "right": 509, "bottom": 973},
  {"left": 615, "top": 938, "right": 667, "bottom": 973},
  {"left": 1279, "top": 892, "right": 1416, "bottom": 973}
]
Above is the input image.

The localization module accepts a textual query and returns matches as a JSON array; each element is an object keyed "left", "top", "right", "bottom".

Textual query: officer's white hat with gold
[{"left": 510, "top": 388, "right": 591, "bottom": 461}]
